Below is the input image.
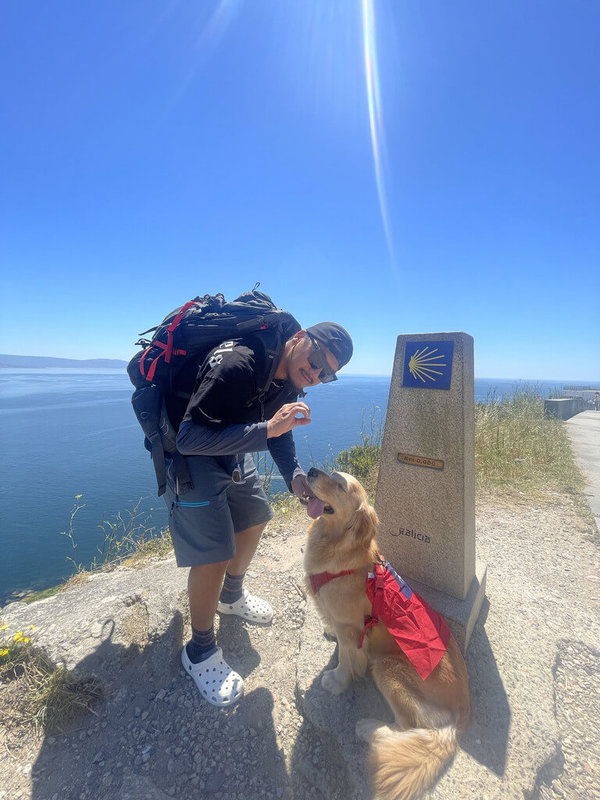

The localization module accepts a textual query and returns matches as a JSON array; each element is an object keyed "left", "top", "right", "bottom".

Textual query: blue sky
[{"left": 1, "top": 0, "right": 599, "bottom": 379}]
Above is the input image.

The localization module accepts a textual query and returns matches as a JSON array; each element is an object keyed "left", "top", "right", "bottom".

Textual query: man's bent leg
[
  {"left": 218, "top": 522, "right": 273, "bottom": 623},
  {"left": 188, "top": 560, "right": 229, "bottom": 631},
  {"left": 182, "top": 559, "right": 245, "bottom": 707},
  {"left": 228, "top": 521, "right": 268, "bottom": 575},
  {"left": 165, "top": 456, "right": 246, "bottom": 706}
]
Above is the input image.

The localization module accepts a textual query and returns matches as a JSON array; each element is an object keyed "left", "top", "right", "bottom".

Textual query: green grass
[
  {"left": 474, "top": 388, "right": 586, "bottom": 499},
  {"left": 334, "top": 435, "right": 381, "bottom": 500},
  {"left": 324, "top": 389, "right": 589, "bottom": 513},
  {"left": 120, "top": 526, "right": 173, "bottom": 565},
  {"left": 22, "top": 584, "right": 63, "bottom": 604},
  {"left": 331, "top": 407, "right": 384, "bottom": 501},
  {"left": 14, "top": 500, "right": 174, "bottom": 604},
  {"left": 93, "top": 498, "right": 169, "bottom": 567},
  {"left": 58, "top": 496, "right": 173, "bottom": 578}
]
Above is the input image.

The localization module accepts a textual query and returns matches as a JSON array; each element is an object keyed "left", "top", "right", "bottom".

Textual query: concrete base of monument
[{"left": 405, "top": 560, "right": 487, "bottom": 654}]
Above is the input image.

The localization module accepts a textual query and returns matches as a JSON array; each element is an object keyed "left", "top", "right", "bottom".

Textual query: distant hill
[{"left": 0, "top": 354, "right": 128, "bottom": 369}]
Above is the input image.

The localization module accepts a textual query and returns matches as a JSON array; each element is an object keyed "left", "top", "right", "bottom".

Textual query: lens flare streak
[
  {"left": 174, "top": 0, "right": 243, "bottom": 103},
  {"left": 195, "top": 0, "right": 243, "bottom": 54},
  {"left": 361, "top": 0, "right": 397, "bottom": 272}
]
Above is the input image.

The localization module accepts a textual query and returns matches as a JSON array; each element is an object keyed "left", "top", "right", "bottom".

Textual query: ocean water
[{"left": 0, "top": 369, "right": 592, "bottom": 604}]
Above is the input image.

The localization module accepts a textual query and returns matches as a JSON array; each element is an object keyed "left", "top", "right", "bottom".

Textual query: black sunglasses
[{"left": 306, "top": 333, "right": 337, "bottom": 383}]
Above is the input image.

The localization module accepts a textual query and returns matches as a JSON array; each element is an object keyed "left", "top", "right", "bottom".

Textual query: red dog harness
[
  {"left": 309, "top": 570, "right": 354, "bottom": 595},
  {"left": 309, "top": 561, "right": 451, "bottom": 681}
]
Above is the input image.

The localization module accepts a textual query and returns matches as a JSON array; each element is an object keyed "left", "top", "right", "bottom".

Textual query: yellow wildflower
[
  {"left": 13, "top": 631, "right": 23, "bottom": 641},
  {"left": 0, "top": 625, "right": 8, "bottom": 630},
  {"left": 0, "top": 649, "right": 8, "bottom": 657},
  {"left": 22, "top": 637, "right": 30, "bottom": 643}
]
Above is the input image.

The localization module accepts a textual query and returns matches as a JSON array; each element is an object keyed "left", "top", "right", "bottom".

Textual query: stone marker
[{"left": 375, "top": 332, "right": 486, "bottom": 652}]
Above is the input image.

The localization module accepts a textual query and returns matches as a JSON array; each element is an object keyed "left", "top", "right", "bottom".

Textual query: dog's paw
[
  {"left": 321, "top": 668, "right": 350, "bottom": 695},
  {"left": 355, "top": 718, "right": 386, "bottom": 743}
]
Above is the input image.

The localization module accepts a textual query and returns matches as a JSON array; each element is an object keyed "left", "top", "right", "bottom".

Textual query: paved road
[{"left": 566, "top": 409, "right": 600, "bottom": 525}]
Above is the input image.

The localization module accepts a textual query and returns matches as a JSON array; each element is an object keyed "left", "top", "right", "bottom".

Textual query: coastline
[{"left": 2, "top": 376, "right": 599, "bottom": 605}]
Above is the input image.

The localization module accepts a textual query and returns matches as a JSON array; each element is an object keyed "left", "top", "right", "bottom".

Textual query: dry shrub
[
  {"left": 475, "top": 388, "right": 585, "bottom": 500},
  {"left": 0, "top": 639, "right": 102, "bottom": 734}
]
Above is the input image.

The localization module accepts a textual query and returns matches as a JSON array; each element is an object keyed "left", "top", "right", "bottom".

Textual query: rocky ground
[{"left": 1, "top": 490, "right": 599, "bottom": 800}]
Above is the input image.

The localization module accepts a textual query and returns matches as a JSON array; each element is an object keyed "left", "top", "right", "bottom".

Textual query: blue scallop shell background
[{"left": 402, "top": 340, "right": 454, "bottom": 390}]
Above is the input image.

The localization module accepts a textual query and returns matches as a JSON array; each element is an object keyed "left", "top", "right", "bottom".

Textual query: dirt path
[{"left": 1, "top": 489, "right": 599, "bottom": 800}]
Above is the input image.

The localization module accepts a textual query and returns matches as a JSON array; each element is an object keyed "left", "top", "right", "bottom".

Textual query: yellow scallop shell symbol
[{"left": 408, "top": 346, "right": 446, "bottom": 383}]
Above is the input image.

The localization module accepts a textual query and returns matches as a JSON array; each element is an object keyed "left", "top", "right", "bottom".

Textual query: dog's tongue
[{"left": 307, "top": 496, "right": 326, "bottom": 519}]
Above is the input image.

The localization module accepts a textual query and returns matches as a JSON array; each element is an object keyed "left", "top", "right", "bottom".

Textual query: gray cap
[{"left": 305, "top": 322, "right": 353, "bottom": 369}]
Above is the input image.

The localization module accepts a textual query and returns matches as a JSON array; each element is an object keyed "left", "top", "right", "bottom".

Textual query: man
[{"left": 165, "top": 322, "right": 353, "bottom": 706}]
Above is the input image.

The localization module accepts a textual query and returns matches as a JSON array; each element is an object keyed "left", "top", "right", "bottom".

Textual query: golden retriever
[{"left": 304, "top": 467, "right": 470, "bottom": 800}]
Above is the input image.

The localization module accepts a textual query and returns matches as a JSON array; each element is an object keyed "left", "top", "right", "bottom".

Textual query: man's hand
[
  {"left": 266, "top": 402, "right": 311, "bottom": 439},
  {"left": 291, "top": 473, "right": 312, "bottom": 503}
]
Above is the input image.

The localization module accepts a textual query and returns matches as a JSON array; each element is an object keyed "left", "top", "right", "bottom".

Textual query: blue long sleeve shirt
[{"left": 174, "top": 338, "right": 305, "bottom": 490}]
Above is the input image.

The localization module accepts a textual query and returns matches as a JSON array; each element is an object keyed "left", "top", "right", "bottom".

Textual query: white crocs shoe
[
  {"left": 217, "top": 587, "right": 273, "bottom": 624},
  {"left": 181, "top": 646, "right": 244, "bottom": 707}
]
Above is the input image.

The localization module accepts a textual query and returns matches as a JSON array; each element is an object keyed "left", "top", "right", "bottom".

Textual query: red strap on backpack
[
  {"left": 163, "top": 301, "right": 198, "bottom": 364},
  {"left": 143, "top": 344, "right": 187, "bottom": 382},
  {"left": 139, "top": 301, "right": 198, "bottom": 383}
]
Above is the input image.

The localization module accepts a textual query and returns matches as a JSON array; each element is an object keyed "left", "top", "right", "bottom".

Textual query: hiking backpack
[{"left": 128, "top": 287, "right": 300, "bottom": 496}]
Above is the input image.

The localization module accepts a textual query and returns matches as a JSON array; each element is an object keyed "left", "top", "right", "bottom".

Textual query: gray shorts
[{"left": 163, "top": 453, "right": 273, "bottom": 567}]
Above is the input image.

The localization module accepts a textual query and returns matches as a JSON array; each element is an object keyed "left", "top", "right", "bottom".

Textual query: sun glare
[
  {"left": 173, "top": 0, "right": 244, "bottom": 103},
  {"left": 361, "top": 0, "right": 397, "bottom": 275},
  {"left": 194, "top": 0, "right": 243, "bottom": 53}
]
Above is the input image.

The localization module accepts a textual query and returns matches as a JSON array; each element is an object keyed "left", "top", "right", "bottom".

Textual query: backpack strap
[
  {"left": 146, "top": 423, "right": 168, "bottom": 496},
  {"left": 172, "top": 451, "right": 193, "bottom": 495},
  {"left": 257, "top": 345, "right": 281, "bottom": 397},
  {"left": 132, "top": 385, "right": 194, "bottom": 496},
  {"left": 139, "top": 300, "right": 200, "bottom": 383},
  {"left": 158, "top": 401, "right": 194, "bottom": 494},
  {"left": 254, "top": 313, "right": 301, "bottom": 397}
]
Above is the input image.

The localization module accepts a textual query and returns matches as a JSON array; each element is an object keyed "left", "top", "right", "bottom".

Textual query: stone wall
[{"left": 544, "top": 397, "right": 588, "bottom": 420}]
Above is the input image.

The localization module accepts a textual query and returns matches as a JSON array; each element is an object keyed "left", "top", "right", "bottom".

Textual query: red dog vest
[{"left": 362, "top": 561, "right": 451, "bottom": 680}]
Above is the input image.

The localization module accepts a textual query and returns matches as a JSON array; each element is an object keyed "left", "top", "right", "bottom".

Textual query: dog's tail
[{"left": 369, "top": 724, "right": 458, "bottom": 800}]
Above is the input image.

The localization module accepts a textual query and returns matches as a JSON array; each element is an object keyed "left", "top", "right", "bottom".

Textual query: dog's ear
[{"left": 345, "top": 501, "right": 379, "bottom": 544}]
